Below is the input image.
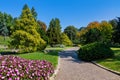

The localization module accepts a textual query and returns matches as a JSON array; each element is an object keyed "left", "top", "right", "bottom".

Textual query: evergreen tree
[
  {"left": 47, "top": 18, "right": 61, "bottom": 46},
  {"left": 31, "top": 7, "right": 37, "bottom": 20},
  {"left": 10, "top": 4, "right": 46, "bottom": 53},
  {"left": 110, "top": 18, "right": 120, "bottom": 44},
  {"left": 0, "top": 12, "right": 13, "bottom": 36}
]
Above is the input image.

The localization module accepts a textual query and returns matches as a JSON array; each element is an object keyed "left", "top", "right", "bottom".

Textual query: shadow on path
[{"left": 59, "top": 49, "right": 83, "bottom": 64}]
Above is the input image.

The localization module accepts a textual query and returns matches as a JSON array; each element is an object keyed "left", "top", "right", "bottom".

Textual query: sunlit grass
[
  {"left": 97, "top": 48, "right": 120, "bottom": 72},
  {"left": 16, "top": 51, "right": 59, "bottom": 68}
]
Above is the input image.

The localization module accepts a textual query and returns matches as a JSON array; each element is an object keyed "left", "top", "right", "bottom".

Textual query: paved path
[{"left": 54, "top": 47, "right": 120, "bottom": 80}]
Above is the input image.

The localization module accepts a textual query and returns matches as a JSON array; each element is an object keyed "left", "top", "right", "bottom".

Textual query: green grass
[
  {"left": 97, "top": 48, "right": 120, "bottom": 72},
  {"left": 15, "top": 51, "right": 58, "bottom": 68},
  {"left": 0, "top": 36, "right": 11, "bottom": 45}
]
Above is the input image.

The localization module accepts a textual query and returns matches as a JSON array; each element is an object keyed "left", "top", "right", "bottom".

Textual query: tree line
[
  {"left": 0, "top": 4, "right": 73, "bottom": 53},
  {"left": 77, "top": 18, "right": 120, "bottom": 46},
  {"left": 0, "top": 4, "right": 120, "bottom": 53}
]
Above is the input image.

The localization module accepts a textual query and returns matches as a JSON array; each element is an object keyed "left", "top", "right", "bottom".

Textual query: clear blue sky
[{"left": 0, "top": 0, "right": 120, "bottom": 30}]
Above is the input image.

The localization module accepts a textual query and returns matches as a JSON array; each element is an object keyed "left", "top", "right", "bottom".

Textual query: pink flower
[{"left": 8, "top": 78, "right": 12, "bottom": 80}]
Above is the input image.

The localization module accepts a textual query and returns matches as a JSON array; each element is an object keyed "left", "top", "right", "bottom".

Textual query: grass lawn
[
  {"left": 97, "top": 48, "right": 120, "bottom": 72},
  {"left": 0, "top": 36, "right": 11, "bottom": 45}
]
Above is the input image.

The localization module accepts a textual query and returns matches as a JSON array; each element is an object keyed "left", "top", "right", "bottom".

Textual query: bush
[
  {"left": 10, "top": 30, "right": 46, "bottom": 53},
  {"left": 78, "top": 42, "right": 114, "bottom": 61},
  {"left": 61, "top": 33, "right": 73, "bottom": 46},
  {"left": 0, "top": 55, "right": 54, "bottom": 80}
]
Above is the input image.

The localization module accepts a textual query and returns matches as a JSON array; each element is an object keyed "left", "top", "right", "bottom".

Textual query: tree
[
  {"left": 99, "top": 21, "right": 113, "bottom": 43},
  {"left": 37, "top": 20, "right": 49, "bottom": 43},
  {"left": 109, "top": 18, "right": 120, "bottom": 44},
  {"left": 61, "top": 33, "right": 72, "bottom": 46},
  {"left": 47, "top": 18, "right": 61, "bottom": 46},
  {"left": 87, "top": 21, "right": 100, "bottom": 30},
  {"left": 78, "top": 21, "right": 113, "bottom": 44},
  {"left": 84, "top": 28, "right": 101, "bottom": 44},
  {"left": 10, "top": 4, "right": 46, "bottom": 53},
  {"left": 78, "top": 27, "right": 86, "bottom": 31},
  {"left": 64, "top": 25, "right": 77, "bottom": 43},
  {"left": 0, "top": 12, "right": 13, "bottom": 36},
  {"left": 37, "top": 20, "right": 47, "bottom": 32},
  {"left": 31, "top": 7, "right": 37, "bottom": 20}
]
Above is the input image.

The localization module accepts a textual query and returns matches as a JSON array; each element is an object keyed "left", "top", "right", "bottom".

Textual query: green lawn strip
[
  {"left": 96, "top": 48, "right": 120, "bottom": 72},
  {"left": 45, "top": 46, "right": 72, "bottom": 51}
]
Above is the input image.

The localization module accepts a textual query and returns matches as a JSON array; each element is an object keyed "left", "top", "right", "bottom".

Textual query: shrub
[
  {"left": 10, "top": 30, "right": 46, "bottom": 53},
  {"left": 78, "top": 42, "right": 114, "bottom": 61},
  {"left": 0, "top": 55, "right": 54, "bottom": 80},
  {"left": 61, "top": 33, "right": 73, "bottom": 46}
]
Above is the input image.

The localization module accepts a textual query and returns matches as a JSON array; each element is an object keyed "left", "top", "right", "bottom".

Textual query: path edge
[
  {"left": 92, "top": 61, "right": 120, "bottom": 76},
  {"left": 50, "top": 52, "right": 61, "bottom": 80}
]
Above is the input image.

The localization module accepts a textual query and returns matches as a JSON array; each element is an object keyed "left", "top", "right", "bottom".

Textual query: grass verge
[{"left": 97, "top": 48, "right": 120, "bottom": 72}]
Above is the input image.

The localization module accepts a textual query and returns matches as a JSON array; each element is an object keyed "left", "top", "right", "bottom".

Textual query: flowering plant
[{"left": 0, "top": 55, "right": 54, "bottom": 80}]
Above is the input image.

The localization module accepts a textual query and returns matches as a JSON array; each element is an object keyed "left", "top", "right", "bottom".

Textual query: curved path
[{"left": 54, "top": 47, "right": 120, "bottom": 80}]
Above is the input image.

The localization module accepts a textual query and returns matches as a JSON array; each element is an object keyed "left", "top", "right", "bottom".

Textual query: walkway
[{"left": 54, "top": 47, "right": 120, "bottom": 80}]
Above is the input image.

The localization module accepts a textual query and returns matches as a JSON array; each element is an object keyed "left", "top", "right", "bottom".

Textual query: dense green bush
[
  {"left": 61, "top": 33, "right": 73, "bottom": 46},
  {"left": 10, "top": 30, "right": 46, "bottom": 53},
  {"left": 78, "top": 42, "right": 114, "bottom": 61}
]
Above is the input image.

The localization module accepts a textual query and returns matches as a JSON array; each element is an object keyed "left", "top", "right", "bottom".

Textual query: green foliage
[
  {"left": 61, "top": 33, "right": 73, "bottom": 46},
  {"left": 37, "top": 20, "right": 49, "bottom": 43},
  {"left": 64, "top": 25, "right": 78, "bottom": 42},
  {"left": 84, "top": 28, "right": 101, "bottom": 44},
  {"left": 109, "top": 18, "right": 120, "bottom": 44},
  {"left": 100, "top": 21, "right": 113, "bottom": 43},
  {"left": 78, "top": 21, "right": 113, "bottom": 44},
  {"left": 0, "top": 36, "right": 11, "bottom": 45},
  {"left": 0, "top": 12, "right": 13, "bottom": 36},
  {"left": 31, "top": 7, "right": 37, "bottom": 20},
  {"left": 10, "top": 4, "right": 46, "bottom": 53},
  {"left": 47, "top": 18, "right": 61, "bottom": 46},
  {"left": 78, "top": 42, "right": 114, "bottom": 61}
]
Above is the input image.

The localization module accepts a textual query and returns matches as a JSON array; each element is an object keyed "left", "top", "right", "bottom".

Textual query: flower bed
[{"left": 0, "top": 55, "right": 54, "bottom": 80}]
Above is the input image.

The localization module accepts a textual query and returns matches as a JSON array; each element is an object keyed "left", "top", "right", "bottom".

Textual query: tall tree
[
  {"left": 31, "top": 7, "right": 37, "bottom": 20},
  {"left": 109, "top": 18, "right": 120, "bottom": 44},
  {"left": 100, "top": 21, "right": 113, "bottom": 43},
  {"left": 47, "top": 18, "right": 61, "bottom": 46},
  {"left": 10, "top": 4, "right": 46, "bottom": 53},
  {"left": 0, "top": 12, "right": 13, "bottom": 36},
  {"left": 37, "top": 20, "right": 49, "bottom": 43}
]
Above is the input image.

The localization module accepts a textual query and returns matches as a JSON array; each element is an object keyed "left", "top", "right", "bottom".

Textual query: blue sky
[{"left": 0, "top": 0, "right": 120, "bottom": 30}]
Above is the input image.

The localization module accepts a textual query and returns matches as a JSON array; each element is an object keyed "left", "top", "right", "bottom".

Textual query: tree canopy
[
  {"left": 64, "top": 25, "right": 78, "bottom": 43},
  {"left": 78, "top": 21, "right": 113, "bottom": 44},
  {"left": 47, "top": 18, "right": 61, "bottom": 46}
]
